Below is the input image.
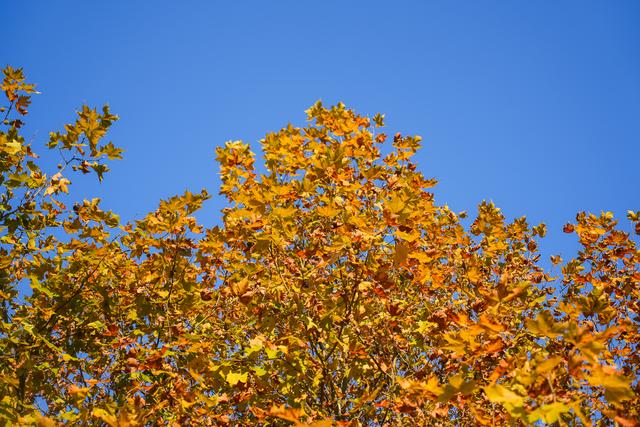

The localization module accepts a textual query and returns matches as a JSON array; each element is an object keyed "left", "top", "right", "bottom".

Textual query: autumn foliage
[{"left": 1, "top": 67, "right": 639, "bottom": 426}]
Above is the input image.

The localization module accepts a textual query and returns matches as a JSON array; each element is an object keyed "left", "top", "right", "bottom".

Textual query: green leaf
[
  {"left": 87, "top": 320, "right": 106, "bottom": 331},
  {"left": 29, "top": 276, "right": 54, "bottom": 298}
]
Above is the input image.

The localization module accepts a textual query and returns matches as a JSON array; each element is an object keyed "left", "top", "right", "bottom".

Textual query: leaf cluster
[{"left": 0, "top": 67, "right": 638, "bottom": 426}]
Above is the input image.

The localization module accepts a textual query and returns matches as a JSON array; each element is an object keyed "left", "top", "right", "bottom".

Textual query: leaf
[
  {"left": 614, "top": 416, "right": 639, "bottom": 427},
  {"left": 29, "top": 276, "right": 54, "bottom": 297},
  {"left": 306, "top": 421, "right": 334, "bottom": 427},
  {"left": 36, "top": 416, "right": 60, "bottom": 427},
  {"left": 92, "top": 408, "right": 117, "bottom": 426},
  {"left": 90, "top": 162, "right": 109, "bottom": 182},
  {"left": 268, "top": 404, "right": 302, "bottom": 423},
  {"left": 535, "top": 356, "right": 563, "bottom": 374},
  {"left": 87, "top": 320, "right": 106, "bottom": 331},
  {"left": 226, "top": 371, "right": 248, "bottom": 386},
  {"left": 265, "top": 347, "right": 279, "bottom": 359},
  {"left": 586, "top": 366, "right": 635, "bottom": 403},
  {"left": 68, "top": 384, "right": 89, "bottom": 398},
  {"left": 528, "top": 402, "right": 571, "bottom": 424},
  {"left": 316, "top": 205, "right": 341, "bottom": 218},
  {"left": 466, "top": 266, "right": 482, "bottom": 283},
  {"left": 97, "top": 141, "right": 124, "bottom": 160},
  {"left": 61, "top": 353, "right": 79, "bottom": 362},
  {"left": 395, "top": 229, "right": 420, "bottom": 242},
  {"left": 483, "top": 383, "right": 524, "bottom": 406},
  {"left": 438, "top": 375, "right": 476, "bottom": 402},
  {"left": 387, "top": 195, "right": 405, "bottom": 214},
  {"left": 252, "top": 366, "right": 267, "bottom": 377},
  {"left": 393, "top": 242, "right": 410, "bottom": 266},
  {"left": 1, "top": 138, "right": 22, "bottom": 155}
]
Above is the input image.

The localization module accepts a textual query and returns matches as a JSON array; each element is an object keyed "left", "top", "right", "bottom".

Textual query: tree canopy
[{"left": 1, "top": 66, "right": 639, "bottom": 426}]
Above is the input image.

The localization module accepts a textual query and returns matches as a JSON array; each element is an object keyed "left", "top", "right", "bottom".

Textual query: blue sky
[{"left": 4, "top": 1, "right": 639, "bottom": 260}]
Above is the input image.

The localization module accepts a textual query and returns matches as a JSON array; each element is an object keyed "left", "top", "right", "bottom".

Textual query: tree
[{"left": 1, "top": 66, "right": 638, "bottom": 426}]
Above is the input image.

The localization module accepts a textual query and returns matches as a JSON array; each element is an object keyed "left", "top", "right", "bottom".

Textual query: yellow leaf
[
  {"left": 536, "top": 356, "right": 563, "bottom": 373},
  {"left": 265, "top": 347, "right": 279, "bottom": 359},
  {"left": 395, "top": 229, "right": 420, "bottom": 242},
  {"left": 467, "top": 267, "right": 482, "bottom": 283},
  {"left": 528, "top": 402, "right": 570, "bottom": 424},
  {"left": 358, "top": 281, "right": 372, "bottom": 291},
  {"left": 316, "top": 205, "right": 341, "bottom": 218},
  {"left": 586, "top": 365, "right": 634, "bottom": 403},
  {"left": 68, "top": 384, "right": 89, "bottom": 398},
  {"left": 1, "top": 138, "right": 22, "bottom": 155},
  {"left": 483, "top": 383, "right": 524, "bottom": 406},
  {"left": 387, "top": 195, "right": 405, "bottom": 214},
  {"left": 231, "top": 277, "right": 250, "bottom": 296},
  {"left": 92, "top": 408, "right": 118, "bottom": 426},
  {"left": 188, "top": 369, "right": 204, "bottom": 383},
  {"left": 409, "top": 251, "right": 432, "bottom": 263},
  {"left": 226, "top": 371, "right": 248, "bottom": 386},
  {"left": 272, "top": 206, "right": 297, "bottom": 219}
]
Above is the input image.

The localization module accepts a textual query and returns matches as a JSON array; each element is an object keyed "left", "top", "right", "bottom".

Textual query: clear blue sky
[{"left": 4, "top": 1, "right": 639, "bottom": 260}]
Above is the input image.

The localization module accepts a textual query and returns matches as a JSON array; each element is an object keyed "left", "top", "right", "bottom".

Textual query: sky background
[{"left": 4, "top": 0, "right": 639, "bottom": 261}]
